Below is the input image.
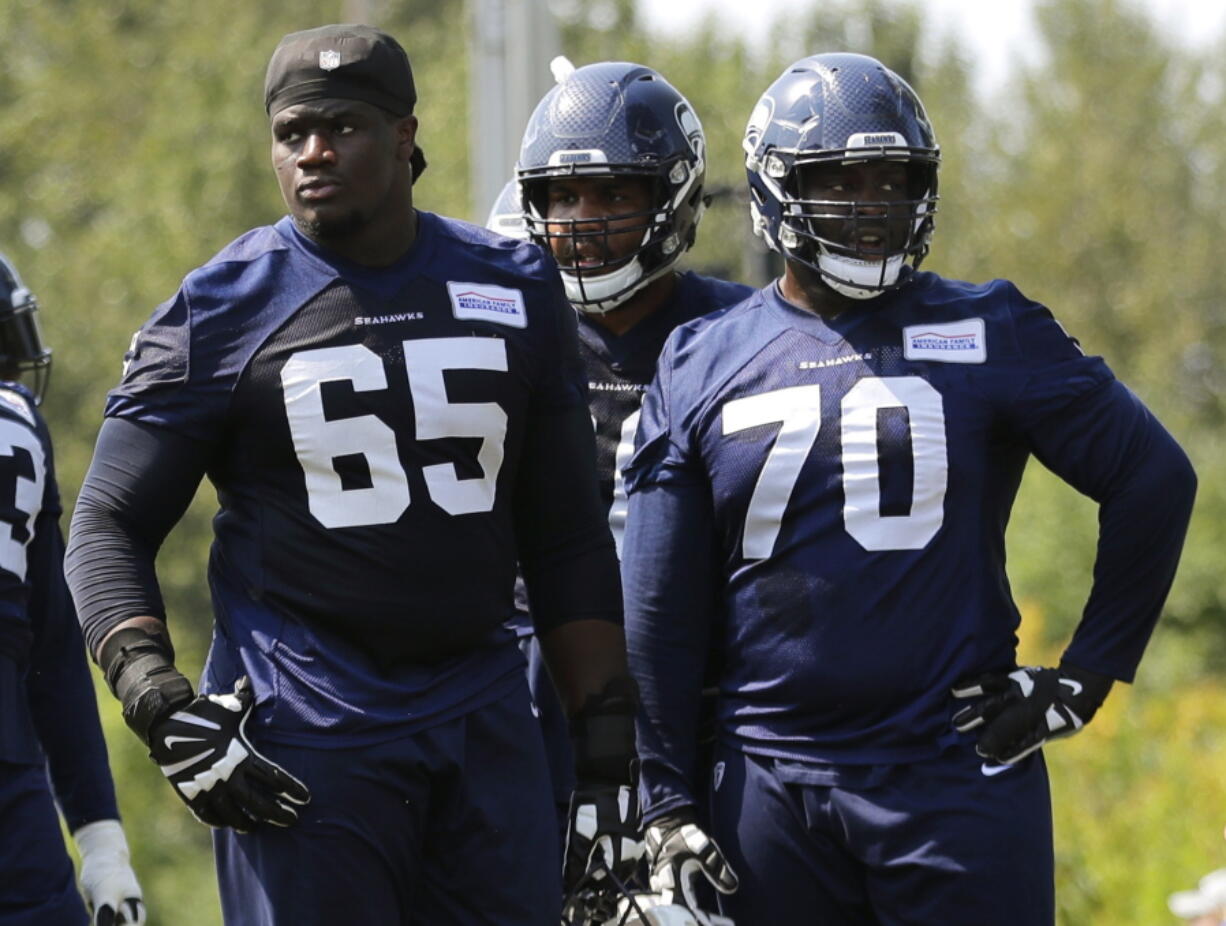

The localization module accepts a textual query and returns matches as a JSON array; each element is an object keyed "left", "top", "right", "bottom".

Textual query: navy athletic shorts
[
  {"left": 707, "top": 740, "right": 1054, "bottom": 925},
  {"left": 214, "top": 678, "right": 561, "bottom": 925}
]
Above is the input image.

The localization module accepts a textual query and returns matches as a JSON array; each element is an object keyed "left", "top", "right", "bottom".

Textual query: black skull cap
[{"left": 264, "top": 23, "right": 416, "bottom": 118}]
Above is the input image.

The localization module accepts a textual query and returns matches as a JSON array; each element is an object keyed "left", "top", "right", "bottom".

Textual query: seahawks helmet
[
  {"left": 485, "top": 179, "right": 528, "bottom": 241},
  {"left": 743, "top": 53, "right": 939, "bottom": 299},
  {"left": 516, "top": 60, "right": 707, "bottom": 314},
  {"left": 0, "top": 253, "right": 51, "bottom": 403}
]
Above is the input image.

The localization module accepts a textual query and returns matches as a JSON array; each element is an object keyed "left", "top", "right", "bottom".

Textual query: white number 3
[
  {"left": 0, "top": 418, "right": 46, "bottom": 580},
  {"left": 722, "top": 376, "right": 947, "bottom": 559},
  {"left": 280, "top": 338, "right": 508, "bottom": 528}
]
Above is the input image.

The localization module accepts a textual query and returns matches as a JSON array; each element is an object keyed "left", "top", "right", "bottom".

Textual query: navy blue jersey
[
  {"left": 623, "top": 273, "right": 1195, "bottom": 815},
  {"left": 96, "top": 213, "right": 618, "bottom": 746},
  {"left": 0, "top": 383, "right": 117, "bottom": 829},
  {"left": 582, "top": 272, "right": 754, "bottom": 553},
  {"left": 508, "top": 271, "right": 752, "bottom": 628}
]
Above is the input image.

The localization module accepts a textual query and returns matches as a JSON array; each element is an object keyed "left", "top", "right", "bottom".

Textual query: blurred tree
[{"left": 950, "top": 0, "right": 1225, "bottom": 674}]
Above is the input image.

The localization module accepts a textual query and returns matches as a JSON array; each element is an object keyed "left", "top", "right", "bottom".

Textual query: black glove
[
  {"left": 147, "top": 676, "right": 310, "bottom": 831},
  {"left": 564, "top": 677, "right": 643, "bottom": 891},
  {"left": 645, "top": 810, "right": 738, "bottom": 919},
  {"left": 563, "top": 783, "right": 644, "bottom": 892},
  {"left": 951, "top": 663, "right": 1114, "bottom": 764}
]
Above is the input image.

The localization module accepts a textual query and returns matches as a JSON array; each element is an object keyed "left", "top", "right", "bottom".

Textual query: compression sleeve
[
  {"left": 513, "top": 401, "right": 622, "bottom": 636},
  {"left": 65, "top": 417, "right": 209, "bottom": 657},
  {"left": 26, "top": 513, "right": 120, "bottom": 830}
]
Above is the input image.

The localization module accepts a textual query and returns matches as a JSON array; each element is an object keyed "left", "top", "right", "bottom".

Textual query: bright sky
[{"left": 638, "top": 0, "right": 1226, "bottom": 93}]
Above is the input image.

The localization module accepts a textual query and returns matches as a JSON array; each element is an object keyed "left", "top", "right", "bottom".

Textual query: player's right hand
[
  {"left": 645, "top": 811, "right": 738, "bottom": 921},
  {"left": 147, "top": 676, "right": 310, "bottom": 832}
]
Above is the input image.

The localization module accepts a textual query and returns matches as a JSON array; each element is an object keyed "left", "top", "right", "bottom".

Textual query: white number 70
[{"left": 722, "top": 376, "right": 948, "bottom": 559}]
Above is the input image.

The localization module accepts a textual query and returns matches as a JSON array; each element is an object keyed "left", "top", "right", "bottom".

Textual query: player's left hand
[
  {"left": 147, "top": 676, "right": 311, "bottom": 832},
  {"left": 563, "top": 783, "right": 644, "bottom": 891},
  {"left": 72, "top": 820, "right": 146, "bottom": 926},
  {"left": 951, "top": 663, "right": 1114, "bottom": 764}
]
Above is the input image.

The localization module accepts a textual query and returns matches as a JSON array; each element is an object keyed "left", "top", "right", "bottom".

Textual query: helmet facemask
[
  {"left": 742, "top": 53, "right": 942, "bottom": 301},
  {"left": 769, "top": 152, "right": 938, "bottom": 300},
  {"left": 522, "top": 160, "right": 701, "bottom": 315}
]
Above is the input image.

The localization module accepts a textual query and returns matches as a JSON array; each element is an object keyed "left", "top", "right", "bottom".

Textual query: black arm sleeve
[
  {"left": 513, "top": 402, "right": 623, "bottom": 636},
  {"left": 65, "top": 417, "right": 210, "bottom": 657}
]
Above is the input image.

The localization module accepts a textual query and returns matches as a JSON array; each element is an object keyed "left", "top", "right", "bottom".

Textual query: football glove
[
  {"left": 72, "top": 820, "right": 145, "bottom": 926},
  {"left": 564, "top": 676, "right": 643, "bottom": 891},
  {"left": 147, "top": 676, "right": 310, "bottom": 831},
  {"left": 645, "top": 811, "right": 738, "bottom": 923},
  {"left": 951, "top": 663, "right": 1114, "bottom": 764},
  {"left": 564, "top": 783, "right": 644, "bottom": 891}
]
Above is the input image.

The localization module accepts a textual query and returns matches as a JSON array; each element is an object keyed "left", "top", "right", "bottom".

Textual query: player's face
[
  {"left": 542, "top": 176, "right": 655, "bottom": 274},
  {"left": 271, "top": 99, "right": 416, "bottom": 245},
  {"left": 796, "top": 160, "right": 915, "bottom": 260}
]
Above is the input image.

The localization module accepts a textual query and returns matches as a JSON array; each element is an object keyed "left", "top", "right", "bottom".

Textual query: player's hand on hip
[
  {"left": 951, "top": 662, "right": 1114, "bottom": 764},
  {"left": 645, "top": 810, "right": 738, "bottom": 919},
  {"left": 563, "top": 783, "right": 644, "bottom": 891},
  {"left": 71, "top": 819, "right": 146, "bottom": 926},
  {"left": 147, "top": 676, "right": 310, "bottom": 831}
]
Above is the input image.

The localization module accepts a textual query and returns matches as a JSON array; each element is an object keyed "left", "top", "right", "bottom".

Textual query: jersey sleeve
[
  {"left": 0, "top": 398, "right": 121, "bottom": 827},
  {"left": 622, "top": 347, "right": 717, "bottom": 820},
  {"left": 514, "top": 271, "right": 621, "bottom": 634},
  {"left": 533, "top": 269, "right": 589, "bottom": 413},
  {"left": 27, "top": 510, "right": 120, "bottom": 830},
  {"left": 621, "top": 333, "right": 701, "bottom": 493},
  {"left": 105, "top": 284, "right": 230, "bottom": 442},
  {"left": 513, "top": 403, "right": 622, "bottom": 635},
  {"left": 1005, "top": 290, "right": 1197, "bottom": 680}
]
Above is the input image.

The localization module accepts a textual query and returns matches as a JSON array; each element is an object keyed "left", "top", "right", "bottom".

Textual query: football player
[
  {"left": 500, "top": 59, "right": 754, "bottom": 894},
  {"left": 64, "top": 25, "right": 631, "bottom": 924},
  {"left": 0, "top": 254, "right": 145, "bottom": 925},
  {"left": 622, "top": 53, "right": 1197, "bottom": 924}
]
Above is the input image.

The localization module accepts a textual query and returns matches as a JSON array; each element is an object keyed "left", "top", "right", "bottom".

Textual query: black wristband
[
  {"left": 98, "top": 627, "right": 194, "bottom": 745},
  {"left": 570, "top": 676, "right": 639, "bottom": 787}
]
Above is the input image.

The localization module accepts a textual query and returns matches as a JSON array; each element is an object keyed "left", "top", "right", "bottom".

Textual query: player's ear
[{"left": 394, "top": 114, "right": 418, "bottom": 164}]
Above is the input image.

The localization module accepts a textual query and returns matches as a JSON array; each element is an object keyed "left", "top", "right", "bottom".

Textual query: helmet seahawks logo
[
  {"left": 743, "top": 96, "right": 775, "bottom": 157},
  {"left": 674, "top": 102, "right": 704, "bottom": 159}
]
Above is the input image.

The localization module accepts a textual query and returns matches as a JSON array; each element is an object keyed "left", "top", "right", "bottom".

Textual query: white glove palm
[{"left": 72, "top": 820, "right": 146, "bottom": 926}]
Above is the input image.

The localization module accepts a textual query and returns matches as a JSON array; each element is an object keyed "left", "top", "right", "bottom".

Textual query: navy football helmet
[
  {"left": 0, "top": 253, "right": 51, "bottom": 403},
  {"left": 743, "top": 53, "right": 939, "bottom": 299},
  {"left": 516, "top": 61, "right": 707, "bottom": 314},
  {"left": 484, "top": 179, "right": 529, "bottom": 241}
]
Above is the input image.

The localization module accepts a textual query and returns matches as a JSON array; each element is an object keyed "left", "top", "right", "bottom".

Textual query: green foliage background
[{"left": 1, "top": 0, "right": 1221, "bottom": 921}]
